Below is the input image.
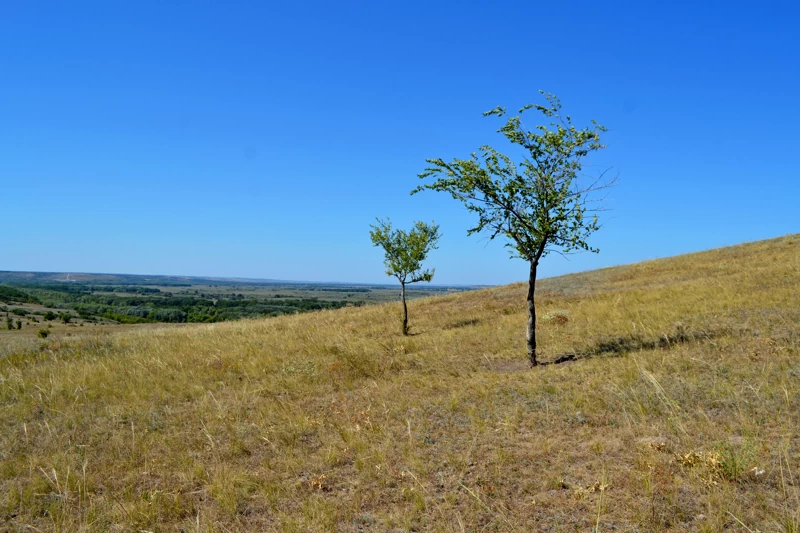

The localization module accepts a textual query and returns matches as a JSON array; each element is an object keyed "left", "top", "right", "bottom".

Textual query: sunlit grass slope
[{"left": 1, "top": 235, "right": 798, "bottom": 532}]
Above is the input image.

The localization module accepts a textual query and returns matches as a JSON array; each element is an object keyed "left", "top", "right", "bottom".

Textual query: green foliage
[
  {"left": 5, "top": 315, "right": 12, "bottom": 330},
  {"left": 0, "top": 285, "right": 39, "bottom": 304},
  {"left": 59, "top": 312, "right": 72, "bottom": 324},
  {"left": 717, "top": 442, "right": 756, "bottom": 481},
  {"left": 37, "top": 328, "right": 49, "bottom": 339},
  {"left": 101, "top": 312, "right": 152, "bottom": 324},
  {"left": 147, "top": 308, "right": 189, "bottom": 323},
  {"left": 24, "top": 285, "right": 355, "bottom": 324},
  {"left": 413, "top": 91, "right": 609, "bottom": 263},
  {"left": 10, "top": 308, "right": 27, "bottom": 316},
  {"left": 43, "top": 311, "right": 57, "bottom": 321},
  {"left": 369, "top": 219, "right": 440, "bottom": 284}
]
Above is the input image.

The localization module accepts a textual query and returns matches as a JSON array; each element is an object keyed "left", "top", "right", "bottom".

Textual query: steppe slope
[{"left": 1, "top": 235, "right": 798, "bottom": 532}]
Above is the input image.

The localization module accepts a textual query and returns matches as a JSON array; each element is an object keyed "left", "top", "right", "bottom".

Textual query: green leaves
[
  {"left": 413, "top": 92, "right": 610, "bottom": 264},
  {"left": 369, "top": 219, "right": 440, "bottom": 284}
]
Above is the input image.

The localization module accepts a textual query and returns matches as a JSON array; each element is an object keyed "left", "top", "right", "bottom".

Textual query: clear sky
[{"left": 2, "top": 1, "right": 798, "bottom": 285}]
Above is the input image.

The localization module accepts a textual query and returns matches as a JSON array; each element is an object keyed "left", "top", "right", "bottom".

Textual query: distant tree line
[
  {"left": 0, "top": 285, "right": 41, "bottom": 304},
  {"left": 10, "top": 283, "right": 163, "bottom": 296},
  {"left": 298, "top": 287, "right": 372, "bottom": 293},
  {"left": 0, "top": 283, "right": 363, "bottom": 325}
]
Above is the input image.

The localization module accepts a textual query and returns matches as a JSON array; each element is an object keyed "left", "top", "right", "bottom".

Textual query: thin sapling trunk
[
  {"left": 401, "top": 281, "right": 409, "bottom": 335},
  {"left": 526, "top": 260, "right": 538, "bottom": 367}
]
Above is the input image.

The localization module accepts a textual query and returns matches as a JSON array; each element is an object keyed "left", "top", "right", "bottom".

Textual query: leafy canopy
[
  {"left": 413, "top": 91, "right": 609, "bottom": 264},
  {"left": 369, "top": 219, "right": 440, "bottom": 284}
]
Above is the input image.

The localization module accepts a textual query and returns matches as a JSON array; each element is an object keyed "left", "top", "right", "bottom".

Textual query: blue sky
[{"left": 2, "top": 1, "right": 798, "bottom": 285}]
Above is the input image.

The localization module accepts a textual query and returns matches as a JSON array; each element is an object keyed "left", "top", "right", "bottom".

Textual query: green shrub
[
  {"left": 718, "top": 442, "right": 756, "bottom": 481},
  {"left": 37, "top": 328, "right": 49, "bottom": 339}
]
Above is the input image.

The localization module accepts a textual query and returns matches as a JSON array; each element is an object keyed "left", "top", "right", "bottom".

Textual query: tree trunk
[
  {"left": 401, "top": 282, "right": 409, "bottom": 335},
  {"left": 526, "top": 260, "right": 538, "bottom": 367}
]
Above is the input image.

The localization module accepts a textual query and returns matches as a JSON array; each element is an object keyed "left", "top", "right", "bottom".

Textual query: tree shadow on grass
[{"left": 541, "top": 327, "right": 721, "bottom": 366}]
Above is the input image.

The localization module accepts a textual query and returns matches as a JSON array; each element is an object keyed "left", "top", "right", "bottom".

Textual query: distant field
[
  {"left": 0, "top": 272, "right": 475, "bottom": 337},
  {"left": 0, "top": 235, "right": 798, "bottom": 531},
  {"left": 160, "top": 282, "right": 468, "bottom": 303}
]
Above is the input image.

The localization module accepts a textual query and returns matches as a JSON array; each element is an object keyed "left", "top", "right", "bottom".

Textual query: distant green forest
[
  {"left": 1, "top": 282, "right": 359, "bottom": 324},
  {"left": 0, "top": 272, "right": 477, "bottom": 326},
  {"left": 0, "top": 286, "right": 40, "bottom": 304}
]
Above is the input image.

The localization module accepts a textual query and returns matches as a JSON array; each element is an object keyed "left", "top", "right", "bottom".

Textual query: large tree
[
  {"left": 413, "top": 92, "right": 612, "bottom": 366},
  {"left": 370, "top": 218, "right": 440, "bottom": 336}
]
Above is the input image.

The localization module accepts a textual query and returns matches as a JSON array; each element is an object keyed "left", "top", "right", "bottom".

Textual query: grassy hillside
[{"left": 1, "top": 235, "right": 798, "bottom": 532}]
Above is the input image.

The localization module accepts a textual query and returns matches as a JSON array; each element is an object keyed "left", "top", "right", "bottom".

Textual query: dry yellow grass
[{"left": 1, "top": 234, "right": 798, "bottom": 532}]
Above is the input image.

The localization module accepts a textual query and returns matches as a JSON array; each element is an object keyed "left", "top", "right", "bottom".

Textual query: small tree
[
  {"left": 5, "top": 314, "right": 12, "bottom": 330},
  {"left": 413, "top": 92, "right": 612, "bottom": 366},
  {"left": 370, "top": 218, "right": 440, "bottom": 335},
  {"left": 60, "top": 313, "right": 72, "bottom": 325},
  {"left": 15, "top": 319, "right": 22, "bottom": 330}
]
